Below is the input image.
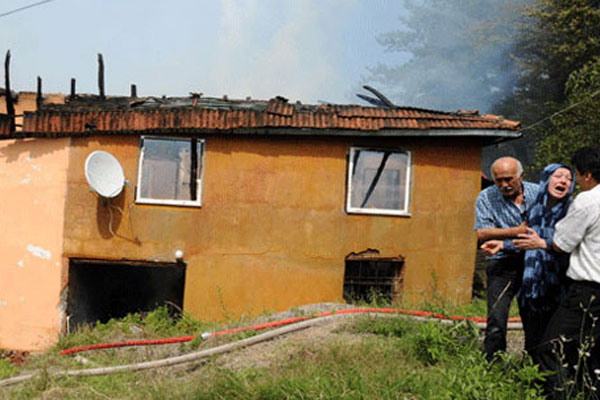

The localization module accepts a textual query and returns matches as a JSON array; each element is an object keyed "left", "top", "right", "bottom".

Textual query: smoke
[{"left": 362, "top": 0, "right": 532, "bottom": 114}]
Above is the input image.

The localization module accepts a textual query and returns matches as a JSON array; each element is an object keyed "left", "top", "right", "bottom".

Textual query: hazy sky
[{"left": 1, "top": 0, "right": 410, "bottom": 104}]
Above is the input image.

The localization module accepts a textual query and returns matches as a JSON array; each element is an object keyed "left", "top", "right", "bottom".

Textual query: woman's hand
[
  {"left": 513, "top": 227, "right": 547, "bottom": 250},
  {"left": 481, "top": 240, "right": 504, "bottom": 255}
]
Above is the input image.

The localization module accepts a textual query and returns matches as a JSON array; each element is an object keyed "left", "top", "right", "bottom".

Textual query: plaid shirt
[{"left": 474, "top": 181, "right": 539, "bottom": 259}]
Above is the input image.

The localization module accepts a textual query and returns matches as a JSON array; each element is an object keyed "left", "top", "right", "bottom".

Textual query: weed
[
  {"left": 0, "top": 358, "right": 18, "bottom": 380},
  {"left": 410, "top": 320, "right": 477, "bottom": 365},
  {"left": 547, "top": 296, "right": 600, "bottom": 400},
  {"left": 289, "top": 306, "right": 305, "bottom": 316},
  {"left": 349, "top": 315, "right": 412, "bottom": 338},
  {"left": 216, "top": 285, "right": 232, "bottom": 322},
  {"left": 436, "top": 352, "right": 546, "bottom": 400},
  {"left": 175, "top": 310, "right": 211, "bottom": 334},
  {"left": 142, "top": 306, "right": 175, "bottom": 335},
  {"left": 0, "top": 303, "right": 548, "bottom": 399}
]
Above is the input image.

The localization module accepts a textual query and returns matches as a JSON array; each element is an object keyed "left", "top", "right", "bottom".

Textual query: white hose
[{"left": 0, "top": 314, "right": 339, "bottom": 387}]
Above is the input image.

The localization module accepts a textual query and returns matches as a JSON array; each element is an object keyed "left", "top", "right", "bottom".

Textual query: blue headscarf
[{"left": 519, "top": 163, "right": 575, "bottom": 312}]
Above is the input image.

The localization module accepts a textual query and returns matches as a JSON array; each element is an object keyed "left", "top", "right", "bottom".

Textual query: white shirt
[{"left": 554, "top": 184, "right": 600, "bottom": 283}]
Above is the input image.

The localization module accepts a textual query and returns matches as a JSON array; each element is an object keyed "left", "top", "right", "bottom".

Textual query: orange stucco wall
[
  {"left": 0, "top": 137, "right": 70, "bottom": 350},
  {"left": 62, "top": 134, "right": 480, "bottom": 322},
  {"left": 0, "top": 93, "right": 70, "bottom": 351}
]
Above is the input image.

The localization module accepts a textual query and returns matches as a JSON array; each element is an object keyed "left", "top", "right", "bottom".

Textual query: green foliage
[
  {"left": 54, "top": 306, "right": 211, "bottom": 353},
  {"left": 410, "top": 320, "right": 480, "bottom": 365},
  {"left": 0, "top": 358, "right": 18, "bottom": 380},
  {"left": 534, "top": 56, "right": 600, "bottom": 169},
  {"left": 546, "top": 296, "right": 600, "bottom": 400},
  {"left": 1, "top": 306, "right": 552, "bottom": 400},
  {"left": 141, "top": 306, "right": 175, "bottom": 335},
  {"left": 349, "top": 315, "right": 413, "bottom": 338},
  {"left": 436, "top": 352, "right": 546, "bottom": 400},
  {"left": 495, "top": 0, "right": 600, "bottom": 125}
]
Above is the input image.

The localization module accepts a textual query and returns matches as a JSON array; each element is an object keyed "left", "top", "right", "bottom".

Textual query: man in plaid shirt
[{"left": 474, "top": 157, "right": 539, "bottom": 361}]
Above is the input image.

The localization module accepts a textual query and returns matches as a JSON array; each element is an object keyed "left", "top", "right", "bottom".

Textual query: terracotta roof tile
[{"left": 1, "top": 95, "right": 521, "bottom": 139}]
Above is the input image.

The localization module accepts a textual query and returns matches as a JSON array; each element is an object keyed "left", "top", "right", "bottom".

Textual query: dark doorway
[
  {"left": 67, "top": 259, "right": 186, "bottom": 327},
  {"left": 343, "top": 249, "right": 405, "bottom": 303}
]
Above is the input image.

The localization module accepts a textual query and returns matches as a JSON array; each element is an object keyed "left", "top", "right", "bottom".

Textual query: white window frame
[
  {"left": 136, "top": 136, "right": 205, "bottom": 207},
  {"left": 345, "top": 147, "right": 412, "bottom": 217}
]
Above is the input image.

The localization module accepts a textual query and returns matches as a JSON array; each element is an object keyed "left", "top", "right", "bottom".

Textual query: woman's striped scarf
[{"left": 519, "top": 163, "right": 575, "bottom": 312}]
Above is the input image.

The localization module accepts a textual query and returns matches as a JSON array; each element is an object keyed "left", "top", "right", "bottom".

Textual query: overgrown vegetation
[
  {"left": 0, "top": 300, "right": 547, "bottom": 400},
  {"left": 0, "top": 359, "right": 17, "bottom": 381}
]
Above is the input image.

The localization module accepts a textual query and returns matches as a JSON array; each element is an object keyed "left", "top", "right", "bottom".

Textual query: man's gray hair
[{"left": 490, "top": 157, "right": 523, "bottom": 180}]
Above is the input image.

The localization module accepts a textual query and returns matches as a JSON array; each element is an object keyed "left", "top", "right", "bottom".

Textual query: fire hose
[{"left": 59, "top": 307, "right": 521, "bottom": 356}]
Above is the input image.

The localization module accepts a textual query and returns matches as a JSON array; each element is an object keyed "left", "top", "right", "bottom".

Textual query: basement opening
[
  {"left": 343, "top": 249, "right": 405, "bottom": 303},
  {"left": 67, "top": 258, "right": 186, "bottom": 328}
]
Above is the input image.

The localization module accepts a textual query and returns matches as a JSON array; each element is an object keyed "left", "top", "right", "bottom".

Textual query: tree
[
  {"left": 365, "top": 0, "right": 529, "bottom": 113},
  {"left": 490, "top": 0, "right": 600, "bottom": 171},
  {"left": 533, "top": 57, "right": 600, "bottom": 168},
  {"left": 493, "top": 0, "right": 600, "bottom": 126}
]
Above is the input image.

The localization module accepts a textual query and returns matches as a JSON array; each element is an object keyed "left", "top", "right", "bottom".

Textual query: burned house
[{"left": 0, "top": 90, "right": 520, "bottom": 350}]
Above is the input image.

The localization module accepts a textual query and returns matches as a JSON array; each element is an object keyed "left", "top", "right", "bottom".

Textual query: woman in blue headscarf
[
  {"left": 482, "top": 163, "right": 575, "bottom": 359},
  {"left": 513, "top": 163, "right": 575, "bottom": 359}
]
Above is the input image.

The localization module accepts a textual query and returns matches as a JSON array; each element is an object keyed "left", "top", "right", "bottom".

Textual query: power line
[
  {"left": 519, "top": 89, "right": 600, "bottom": 133},
  {"left": 0, "top": 0, "right": 56, "bottom": 18}
]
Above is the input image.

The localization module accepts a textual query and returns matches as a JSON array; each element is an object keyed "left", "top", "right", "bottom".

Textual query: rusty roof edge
[
  {"left": 0, "top": 127, "right": 522, "bottom": 140},
  {"left": 241, "top": 128, "right": 523, "bottom": 138},
  {"left": 386, "top": 129, "right": 522, "bottom": 138}
]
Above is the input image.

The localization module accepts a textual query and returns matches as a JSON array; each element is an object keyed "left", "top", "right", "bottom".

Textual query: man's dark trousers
[
  {"left": 485, "top": 254, "right": 524, "bottom": 362},
  {"left": 535, "top": 281, "right": 600, "bottom": 396}
]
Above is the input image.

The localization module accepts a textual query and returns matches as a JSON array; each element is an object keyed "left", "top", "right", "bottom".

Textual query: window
[
  {"left": 136, "top": 136, "right": 204, "bottom": 207},
  {"left": 346, "top": 147, "right": 411, "bottom": 216},
  {"left": 343, "top": 249, "right": 405, "bottom": 303}
]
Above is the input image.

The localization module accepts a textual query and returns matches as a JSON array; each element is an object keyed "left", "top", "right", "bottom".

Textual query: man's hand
[
  {"left": 513, "top": 227, "right": 547, "bottom": 250},
  {"left": 514, "top": 221, "right": 529, "bottom": 236},
  {"left": 481, "top": 240, "right": 504, "bottom": 255}
]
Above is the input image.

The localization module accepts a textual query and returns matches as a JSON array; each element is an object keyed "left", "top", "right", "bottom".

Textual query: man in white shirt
[{"left": 535, "top": 146, "right": 600, "bottom": 396}]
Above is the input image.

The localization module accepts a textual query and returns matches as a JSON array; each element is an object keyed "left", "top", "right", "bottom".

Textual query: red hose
[{"left": 60, "top": 308, "right": 521, "bottom": 355}]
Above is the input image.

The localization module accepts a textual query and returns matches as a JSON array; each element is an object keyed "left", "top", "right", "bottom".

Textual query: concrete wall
[{"left": 63, "top": 134, "right": 480, "bottom": 321}]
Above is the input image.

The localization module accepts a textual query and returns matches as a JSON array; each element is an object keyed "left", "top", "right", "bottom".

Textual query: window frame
[
  {"left": 345, "top": 146, "right": 412, "bottom": 217},
  {"left": 135, "top": 135, "right": 205, "bottom": 207}
]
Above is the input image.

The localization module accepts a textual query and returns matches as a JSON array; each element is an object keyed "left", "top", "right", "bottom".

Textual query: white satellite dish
[{"left": 84, "top": 151, "right": 125, "bottom": 198}]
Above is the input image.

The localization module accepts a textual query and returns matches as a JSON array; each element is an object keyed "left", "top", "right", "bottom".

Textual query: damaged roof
[{"left": 0, "top": 94, "right": 521, "bottom": 139}]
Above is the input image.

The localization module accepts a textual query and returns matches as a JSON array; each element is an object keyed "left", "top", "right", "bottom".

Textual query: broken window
[
  {"left": 343, "top": 250, "right": 405, "bottom": 303},
  {"left": 346, "top": 147, "right": 411, "bottom": 216},
  {"left": 136, "top": 136, "right": 204, "bottom": 206}
]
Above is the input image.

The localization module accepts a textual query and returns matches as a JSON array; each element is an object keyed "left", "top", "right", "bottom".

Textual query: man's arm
[
  {"left": 552, "top": 195, "right": 592, "bottom": 254},
  {"left": 476, "top": 222, "right": 528, "bottom": 243},
  {"left": 552, "top": 242, "right": 565, "bottom": 253}
]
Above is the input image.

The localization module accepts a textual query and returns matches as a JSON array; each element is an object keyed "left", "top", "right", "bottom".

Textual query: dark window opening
[
  {"left": 343, "top": 249, "right": 405, "bottom": 303},
  {"left": 67, "top": 259, "right": 186, "bottom": 328}
]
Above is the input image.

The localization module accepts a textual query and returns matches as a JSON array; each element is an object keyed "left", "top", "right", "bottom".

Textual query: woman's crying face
[{"left": 548, "top": 167, "right": 572, "bottom": 200}]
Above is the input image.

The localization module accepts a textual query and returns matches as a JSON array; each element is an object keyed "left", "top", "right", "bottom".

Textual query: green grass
[
  {"left": 0, "top": 359, "right": 17, "bottom": 381},
  {"left": 1, "top": 302, "right": 545, "bottom": 399}
]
